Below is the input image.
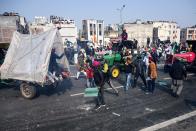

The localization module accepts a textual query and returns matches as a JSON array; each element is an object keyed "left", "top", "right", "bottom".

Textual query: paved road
[{"left": 0, "top": 65, "right": 196, "bottom": 131}]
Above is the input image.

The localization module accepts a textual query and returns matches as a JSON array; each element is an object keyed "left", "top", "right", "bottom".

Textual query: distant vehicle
[
  {"left": 164, "top": 40, "right": 196, "bottom": 72},
  {"left": 0, "top": 14, "right": 29, "bottom": 47},
  {"left": 0, "top": 13, "right": 29, "bottom": 64}
]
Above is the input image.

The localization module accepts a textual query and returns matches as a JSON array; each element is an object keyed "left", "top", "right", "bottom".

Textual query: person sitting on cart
[
  {"left": 49, "top": 48, "right": 64, "bottom": 75},
  {"left": 47, "top": 48, "right": 64, "bottom": 83}
]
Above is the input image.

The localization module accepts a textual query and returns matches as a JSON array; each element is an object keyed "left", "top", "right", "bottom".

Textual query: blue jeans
[
  {"left": 87, "top": 78, "right": 95, "bottom": 88},
  {"left": 147, "top": 79, "right": 155, "bottom": 93},
  {"left": 125, "top": 73, "right": 132, "bottom": 91}
]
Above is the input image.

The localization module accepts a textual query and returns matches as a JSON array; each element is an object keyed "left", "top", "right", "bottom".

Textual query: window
[
  {"left": 188, "top": 30, "right": 194, "bottom": 34},
  {"left": 99, "top": 31, "right": 102, "bottom": 36},
  {"left": 83, "top": 24, "right": 86, "bottom": 30},
  {"left": 173, "top": 25, "right": 176, "bottom": 29},
  {"left": 90, "top": 24, "right": 93, "bottom": 31},
  {"left": 99, "top": 40, "right": 102, "bottom": 44},
  {"left": 173, "top": 31, "right": 175, "bottom": 34},
  {"left": 99, "top": 24, "right": 102, "bottom": 36},
  {"left": 99, "top": 24, "right": 102, "bottom": 29},
  {"left": 169, "top": 31, "right": 171, "bottom": 35},
  {"left": 90, "top": 31, "right": 93, "bottom": 35},
  {"left": 93, "top": 24, "right": 96, "bottom": 35},
  {"left": 188, "top": 35, "right": 192, "bottom": 39}
]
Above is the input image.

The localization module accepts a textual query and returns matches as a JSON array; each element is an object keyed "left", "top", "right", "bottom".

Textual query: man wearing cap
[{"left": 169, "top": 57, "right": 187, "bottom": 97}]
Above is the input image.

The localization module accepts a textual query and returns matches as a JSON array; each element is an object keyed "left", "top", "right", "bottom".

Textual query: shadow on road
[
  {"left": 38, "top": 78, "right": 73, "bottom": 97},
  {"left": 156, "top": 82, "right": 173, "bottom": 96},
  {"left": 184, "top": 99, "right": 196, "bottom": 108},
  {"left": 0, "top": 80, "right": 19, "bottom": 90}
]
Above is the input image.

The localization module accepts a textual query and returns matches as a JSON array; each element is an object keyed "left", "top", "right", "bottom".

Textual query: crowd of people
[{"left": 65, "top": 30, "right": 190, "bottom": 110}]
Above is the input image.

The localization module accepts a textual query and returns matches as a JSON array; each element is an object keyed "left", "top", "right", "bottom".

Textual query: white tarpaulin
[{"left": 0, "top": 28, "right": 70, "bottom": 83}]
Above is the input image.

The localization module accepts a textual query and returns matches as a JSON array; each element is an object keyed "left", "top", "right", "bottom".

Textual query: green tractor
[
  {"left": 103, "top": 40, "right": 137, "bottom": 79},
  {"left": 103, "top": 53, "right": 123, "bottom": 78}
]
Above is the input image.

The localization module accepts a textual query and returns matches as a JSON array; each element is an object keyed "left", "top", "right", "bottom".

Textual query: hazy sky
[{"left": 0, "top": 0, "right": 195, "bottom": 28}]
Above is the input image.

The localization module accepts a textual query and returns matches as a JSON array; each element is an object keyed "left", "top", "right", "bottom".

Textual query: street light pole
[
  {"left": 117, "top": 5, "right": 125, "bottom": 37},
  {"left": 117, "top": 5, "right": 125, "bottom": 24}
]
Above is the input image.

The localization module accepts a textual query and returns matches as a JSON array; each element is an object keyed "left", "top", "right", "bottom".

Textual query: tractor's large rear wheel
[
  {"left": 20, "top": 83, "right": 37, "bottom": 99},
  {"left": 110, "top": 65, "right": 120, "bottom": 79}
]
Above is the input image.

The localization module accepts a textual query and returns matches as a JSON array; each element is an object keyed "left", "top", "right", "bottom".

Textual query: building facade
[
  {"left": 82, "top": 19, "right": 104, "bottom": 47},
  {"left": 104, "top": 24, "right": 119, "bottom": 46},
  {"left": 30, "top": 16, "right": 77, "bottom": 44},
  {"left": 152, "top": 21, "right": 180, "bottom": 43},
  {"left": 180, "top": 26, "right": 196, "bottom": 42},
  {"left": 123, "top": 20, "right": 153, "bottom": 47},
  {"left": 104, "top": 24, "right": 119, "bottom": 38}
]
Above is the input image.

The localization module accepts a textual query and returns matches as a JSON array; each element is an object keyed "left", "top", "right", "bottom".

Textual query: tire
[
  {"left": 110, "top": 65, "right": 120, "bottom": 79},
  {"left": 20, "top": 83, "right": 37, "bottom": 99}
]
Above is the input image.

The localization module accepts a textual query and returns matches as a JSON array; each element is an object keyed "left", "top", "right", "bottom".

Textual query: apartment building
[
  {"left": 82, "top": 19, "right": 104, "bottom": 47},
  {"left": 152, "top": 21, "right": 180, "bottom": 43},
  {"left": 181, "top": 25, "right": 196, "bottom": 42}
]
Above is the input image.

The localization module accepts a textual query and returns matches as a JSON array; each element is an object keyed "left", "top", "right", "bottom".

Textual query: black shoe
[{"left": 172, "top": 93, "right": 179, "bottom": 98}]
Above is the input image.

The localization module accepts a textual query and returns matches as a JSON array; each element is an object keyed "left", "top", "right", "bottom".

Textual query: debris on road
[
  {"left": 145, "top": 107, "right": 155, "bottom": 112},
  {"left": 112, "top": 112, "right": 120, "bottom": 116}
]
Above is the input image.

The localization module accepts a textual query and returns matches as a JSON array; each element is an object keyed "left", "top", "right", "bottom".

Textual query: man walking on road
[
  {"left": 147, "top": 57, "right": 158, "bottom": 93},
  {"left": 133, "top": 55, "right": 147, "bottom": 89},
  {"left": 169, "top": 58, "right": 187, "bottom": 97}
]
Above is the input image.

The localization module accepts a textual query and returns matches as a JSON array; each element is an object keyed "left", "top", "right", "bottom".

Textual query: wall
[
  {"left": 124, "top": 23, "right": 153, "bottom": 47},
  {"left": 153, "top": 21, "right": 180, "bottom": 43}
]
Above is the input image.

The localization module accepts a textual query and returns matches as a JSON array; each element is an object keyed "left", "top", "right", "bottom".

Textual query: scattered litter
[
  {"left": 112, "top": 112, "right": 120, "bottom": 116},
  {"left": 85, "top": 107, "right": 91, "bottom": 111},
  {"left": 77, "top": 104, "right": 94, "bottom": 111},
  {"left": 106, "top": 107, "right": 109, "bottom": 110},
  {"left": 158, "top": 81, "right": 167, "bottom": 86},
  {"left": 145, "top": 107, "right": 155, "bottom": 112}
]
